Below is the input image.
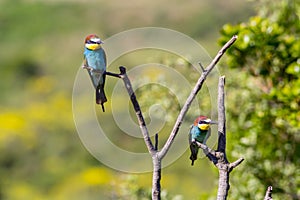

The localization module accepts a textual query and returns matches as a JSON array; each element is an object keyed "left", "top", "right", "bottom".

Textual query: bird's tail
[
  {"left": 189, "top": 143, "right": 198, "bottom": 166},
  {"left": 96, "top": 85, "right": 107, "bottom": 112}
]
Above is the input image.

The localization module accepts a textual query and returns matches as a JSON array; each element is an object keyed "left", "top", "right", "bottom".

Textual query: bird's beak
[{"left": 210, "top": 121, "right": 218, "bottom": 125}]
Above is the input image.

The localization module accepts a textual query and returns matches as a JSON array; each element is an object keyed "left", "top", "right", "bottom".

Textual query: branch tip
[
  {"left": 264, "top": 186, "right": 273, "bottom": 200},
  {"left": 155, "top": 133, "right": 159, "bottom": 151},
  {"left": 198, "top": 62, "right": 206, "bottom": 72},
  {"left": 229, "top": 157, "right": 244, "bottom": 170},
  {"left": 119, "top": 66, "right": 126, "bottom": 74}
]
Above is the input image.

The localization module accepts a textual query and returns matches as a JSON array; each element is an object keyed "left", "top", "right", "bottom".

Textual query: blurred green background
[{"left": 0, "top": 0, "right": 299, "bottom": 199}]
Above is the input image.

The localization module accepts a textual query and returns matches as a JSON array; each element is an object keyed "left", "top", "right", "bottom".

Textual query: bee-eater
[
  {"left": 82, "top": 34, "right": 107, "bottom": 112},
  {"left": 189, "top": 116, "right": 217, "bottom": 166}
]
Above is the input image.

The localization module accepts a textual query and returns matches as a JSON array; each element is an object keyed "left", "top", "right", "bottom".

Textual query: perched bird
[
  {"left": 189, "top": 116, "right": 217, "bottom": 166},
  {"left": 82, "top": 34, "right": 107, "bottom": 112}
]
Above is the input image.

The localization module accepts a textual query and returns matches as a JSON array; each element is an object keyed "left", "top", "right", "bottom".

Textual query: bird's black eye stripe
[
  {"left": 87, "top": 40, "right": 100, "bottom": 44},
  {"left": 199, "top": 120, "right": 209, "bottom": 124}
]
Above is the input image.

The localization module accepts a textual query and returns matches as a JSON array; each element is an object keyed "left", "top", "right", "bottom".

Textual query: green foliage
[{"left": 219, "top": 0, "right": 300, "bottom": 199}]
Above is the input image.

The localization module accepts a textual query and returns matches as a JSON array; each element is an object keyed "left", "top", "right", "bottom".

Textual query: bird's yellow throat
[
  {"left": 198, "top": 124, "right": 210, "bottom": 131},
  {"left": 85, "top": 43, "right": 101, "bottom": 50}
]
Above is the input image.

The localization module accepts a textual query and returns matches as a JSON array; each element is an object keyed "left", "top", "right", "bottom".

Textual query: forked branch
[
  {"left": 195, "top": 76, "right": 244, "bottom": 200},
  {"left": 105, "top": 35, "right": 239, "bottom": 200}
]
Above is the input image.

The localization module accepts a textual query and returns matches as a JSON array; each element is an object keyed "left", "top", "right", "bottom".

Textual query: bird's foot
[{"left": 82, "top": 65, "right": 93, "bottom": 71}]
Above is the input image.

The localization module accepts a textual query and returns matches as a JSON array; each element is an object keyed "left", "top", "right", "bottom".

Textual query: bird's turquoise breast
[
  {"left": 84, "top": 48, "right": 106, "bottom": 71},
  {"left": 190, "top": 125, "right": 207, "bottom": 143}
]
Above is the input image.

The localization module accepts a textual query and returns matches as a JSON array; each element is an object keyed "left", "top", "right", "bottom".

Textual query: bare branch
[
  {"left": 229, "top": 158, "right": 244, "bottom": 171},
  {"left": 216, "top": 76, "right": 230, "bottom": 200},
  {"left": 198, "top": 62, "right": 206, "bottom": 72},
  {"left": 155, "top": 133, "right": 159, "bottom": 151},
  {"left": 152, "top": 156, "right": 161, "bottom": 200},
  {"left": 217, "top": 76, "right": 226, "bottom": 154},
  {"left": 158, "top": 35, "right": 238, "bottom": 159},
  {"left": 195, "top": 141, "right": 218, "bottom": 165},
  {"left": 195, "top": 141, "right": 216, "bottom": 156},
  {"left": 118, "top": 67, "right": 156, "bottom": 155},
  {"left": 105, "top": 71, "right": 122, "bottom": 78},
  {"left": 109, "top": 67, "right": 161, "bottom": 199}
]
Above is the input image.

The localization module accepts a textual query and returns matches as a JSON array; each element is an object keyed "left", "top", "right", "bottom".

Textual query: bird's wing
[
  {"left": 100, "top": 49, "right": 107, "bottom": 86},
  {"left": 83, "top": 56, "right": 100, "bottom": 89},
  {"left": 203, "top": 128, "right": 211, "bottom": 144},
  {"left": 88, "top": 71, "right": 102, "bottom": 89},
  {"left": 103, "top": 49, "right": 107, "bottom": 67},
  {"left": 188, "top": 125, "right": 194, "bottom": 145}
]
